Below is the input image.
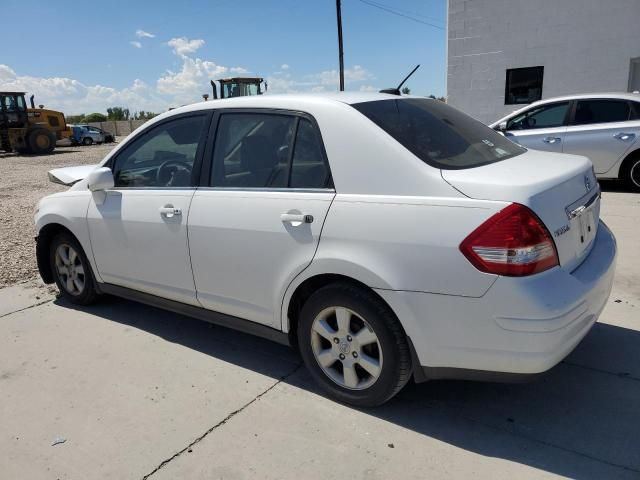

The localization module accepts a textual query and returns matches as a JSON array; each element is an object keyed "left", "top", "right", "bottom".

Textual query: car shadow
[
  {"left": 54, "top": 296, "right": 640, "bottom": 478},
  {"left": 0, "top": 149, "right": 81, "bottom": 158},
  {"left": 599, "top": 179, "right": 635, "bottom": 193}
]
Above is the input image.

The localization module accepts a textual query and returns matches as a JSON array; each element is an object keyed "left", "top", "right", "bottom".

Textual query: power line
[
  {"left": 356, "top": 0, "right": 445, "bottom": 30},
  {"left": 363, "top": 0, "right": 444, "bottom": 23}
]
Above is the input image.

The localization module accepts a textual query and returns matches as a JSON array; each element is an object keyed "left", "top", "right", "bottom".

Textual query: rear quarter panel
[{"left": 282, "top": 194, "right": 507, "bottom": 331}]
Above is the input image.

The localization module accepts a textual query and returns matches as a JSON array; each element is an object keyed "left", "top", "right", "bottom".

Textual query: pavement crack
[
  {"left": 562, "top": 360, "right": 640, "bottom": 382},
  {"left": 0, "top": 299, "right": 54, "bottom": 319},
  {"left": 142, "top": 362, "right": 303, "bottom": 480}
]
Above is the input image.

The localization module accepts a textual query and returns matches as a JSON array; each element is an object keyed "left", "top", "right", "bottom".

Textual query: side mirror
[
  {"left": 87, "top": 167, "right": 114, "bottom": 192},
  {"left": 497, "top": 121, "right": 508, "bottom": 132}
]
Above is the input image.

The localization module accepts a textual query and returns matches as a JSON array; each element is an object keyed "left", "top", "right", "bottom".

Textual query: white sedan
[{"left": 35, "top": 93, "right": 616, "bottom": 406}]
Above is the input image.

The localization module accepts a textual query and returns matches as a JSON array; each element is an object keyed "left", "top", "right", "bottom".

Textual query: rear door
[
  {"left": 503, "top": 101, "right": 571, "bottom": 153},
  {"left": 563, "top": 98, "right": 640, "bottom": 174},
  {"left": 188, "top": 110, "right": 335, "bottom": 328}
]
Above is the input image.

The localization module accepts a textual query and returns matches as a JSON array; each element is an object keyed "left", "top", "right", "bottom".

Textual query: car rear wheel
[
  {"left": 50, "top": 233, "right": 99, "bottom": 305},
  {"left": 297, "top": 282, "right": 412, "bottom": 407},
  {"left": 82, "top": 137, "right": 93, "bottom": 146},
  {"left": 624, "top": 156, "right": 640, "bottom": 192}
]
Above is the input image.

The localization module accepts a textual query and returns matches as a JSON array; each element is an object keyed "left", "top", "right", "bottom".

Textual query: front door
[
  {"left": 87, "top": 113, "right": 209, "bottom": 305},
  {"left": 563, "top": 98, "right": 640, "bottom": 174},
  {"left": 188, "top": 111, "right": 335, "bottom": 327},
  {"left": 504, "top": 101, "right": 571, "bottom": 153}
]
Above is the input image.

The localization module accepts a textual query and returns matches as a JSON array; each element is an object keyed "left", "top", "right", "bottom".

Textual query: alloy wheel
[
  {"left": 54, "top": 243, "right": 86, "bottom": 295},
  {"left": 310, "top": 306, "right": 383, "bottom": 390}
]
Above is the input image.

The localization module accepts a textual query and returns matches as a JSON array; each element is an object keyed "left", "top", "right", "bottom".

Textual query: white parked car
[
  {"left": 491, "top": 93, "right": 640, "bottom": 191},
  {"left": 36, "top": 93, "right": 616, "bottom": 406}
]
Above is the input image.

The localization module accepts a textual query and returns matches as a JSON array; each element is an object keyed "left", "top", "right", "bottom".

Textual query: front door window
[
  {"left": 507, "top": 102, "right": 570, "bottom": 130},
  {"left": 113, "top": 115, "right": 207, "bottom": 187}
]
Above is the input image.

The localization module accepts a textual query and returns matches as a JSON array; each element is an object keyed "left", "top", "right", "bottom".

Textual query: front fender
[{"left": 35, "top": 192, "right": 102, "bottom": 282}]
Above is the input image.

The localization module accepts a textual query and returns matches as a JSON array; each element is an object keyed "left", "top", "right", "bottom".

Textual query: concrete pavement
[{"left": 1, "top": 184, "right": 639, "bottom": 479}]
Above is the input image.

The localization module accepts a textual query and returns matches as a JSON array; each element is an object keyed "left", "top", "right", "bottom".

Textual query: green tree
[
  {"left": 107, "top": 107, "right": 130, "bottom": 121},
  {"left": 66, "top": 114, "right": 86, "bottom": 124},
  {"left": 401, "top": 87, "right": 411, "bottom": 95},
  {"left": 133, "top": 110, "right": 158, "bottom": 120},
  {"left": 82, "top": 112, "right": 107, "bottom": 122}
]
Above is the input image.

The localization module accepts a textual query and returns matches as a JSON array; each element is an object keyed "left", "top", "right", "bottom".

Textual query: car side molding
[{"left": 96, "top": 283, "right": 291, "bottom": 346}]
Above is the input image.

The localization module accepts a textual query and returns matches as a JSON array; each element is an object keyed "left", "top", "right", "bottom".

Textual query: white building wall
[{"left": 447, "top": 0, "right": 640, "bottom": 123}]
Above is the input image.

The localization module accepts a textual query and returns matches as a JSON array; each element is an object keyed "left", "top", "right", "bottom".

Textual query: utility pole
[{"left": 336, "top": 0, "right": 345, "bottom": 91}]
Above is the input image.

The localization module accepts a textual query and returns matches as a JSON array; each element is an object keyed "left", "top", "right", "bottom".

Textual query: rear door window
[
  {"left": 290, "top": 118, "right": 331, "bottom": 188},
  {"left": 572, "top": 100, "right": 631, "bottom": 125},
  {"left": 211, "top": 113, "right": 297, "bottom": 188},
  {"left": 210, "top": 113, "right": 332, "bottom": 189},
  {"left": 353, "top": 98, "right": 525, "bottom": 170}
]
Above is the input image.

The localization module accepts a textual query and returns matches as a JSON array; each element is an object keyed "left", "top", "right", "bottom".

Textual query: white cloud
[
  {"left": 316, "top": 65, "right": 372, "bottom": 86},
  {"left": 281, "top": 64, "right": 290, "bottom": 70},
  {"left": 136, "top": 29, "right": 155, "bottom": 38},
  {"left": 359, "top": 84, "right": 378, "bottom": 92},
  {"left": 158, "top": 58, "right": 229, "bottom": 98},
  {"left": 0, "top": 64, "right": 166, "bottom": 114},
  {"left": 130, "top": 41, "right": 142, "bottom": 49},
  {"left": 0, "top": 41, "right": 375, "bottom": 115},
  {"left": 167, "top": 37, "right": 205, "bottom": 57}
]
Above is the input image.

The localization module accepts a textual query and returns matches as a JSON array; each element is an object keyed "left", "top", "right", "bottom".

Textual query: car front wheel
[
  {"left": 297, "top": 283, "right": 412, "bottom": 407},
  {"left": 50, "top": 233, "right": 98, "bottom": 305}
]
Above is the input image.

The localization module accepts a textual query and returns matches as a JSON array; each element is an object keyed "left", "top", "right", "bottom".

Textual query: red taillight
[{"left": 460, "top": 203, "right": 559, "bottom": 276}]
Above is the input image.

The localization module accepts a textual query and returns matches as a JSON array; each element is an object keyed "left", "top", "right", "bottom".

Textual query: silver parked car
[
  {"left": 491, "top": 93, "right": 640, "bottom": 191},
  {"left": 70, "top": 125, "right": 106, "bottom": 146}
]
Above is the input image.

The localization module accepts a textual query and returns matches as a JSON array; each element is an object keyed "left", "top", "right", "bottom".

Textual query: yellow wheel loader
[{"left": 0, "top": 92, "right": 72, "bottom": 154}]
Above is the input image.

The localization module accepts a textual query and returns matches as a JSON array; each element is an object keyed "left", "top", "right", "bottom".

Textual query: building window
[{"left": 505, "top": 67, "right": 544, "bottom": 105}]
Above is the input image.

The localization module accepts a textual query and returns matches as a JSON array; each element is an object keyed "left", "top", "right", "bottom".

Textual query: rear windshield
[{"left": 352, "top": 98, "right": 526, "bottom": 170}]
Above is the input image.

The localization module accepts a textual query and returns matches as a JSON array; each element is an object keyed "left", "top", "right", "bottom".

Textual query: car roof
[
  {"left": 530, "top": 92, "right": 640, "bottom": 105},
  {"left": 166, "top": 91, "right": 407, "bottom": 116}
]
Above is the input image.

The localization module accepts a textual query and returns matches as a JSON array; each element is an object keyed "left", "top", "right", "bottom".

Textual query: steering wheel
[{"left": 156, "top": 159, "right": 192, "bottom": 186}]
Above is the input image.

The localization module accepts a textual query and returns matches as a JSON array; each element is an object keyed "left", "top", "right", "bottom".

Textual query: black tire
[
  {"left": 297, "top": 282, "right": 412, "bottom": 407},
  {"left": 27, "top": 128, "right": 55, "bottom": 154},
  {"left": 49, "top": 232, "right": 99, "bottom": 305},
  {"left": 622, "top": 155, "right": 640, "bottom": 192},
  {"left": 82, "top": 137, "right": 93, "bottom": 146}
]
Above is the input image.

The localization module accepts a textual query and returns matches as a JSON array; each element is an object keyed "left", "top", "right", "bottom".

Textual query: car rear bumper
[{"left": 376, "top": 220, "right": 617, "bottom": 380}]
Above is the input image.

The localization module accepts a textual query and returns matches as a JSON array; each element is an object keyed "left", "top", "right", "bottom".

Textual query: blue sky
[{"left": 0, "top": 0, "right": 446, "bottom": 114}]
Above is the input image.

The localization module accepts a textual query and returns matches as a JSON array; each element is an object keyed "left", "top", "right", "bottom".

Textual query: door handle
[
  {"left": 543, "top": 136, "right": 561, "bottom": 144},
  {"left": 281, "top": 213, "right": 314, "bottom": 224},
  {"left": 159, "top": 205, "right": 182, "bottom": 218},
  {"left": 614, "top": 132, "right": 635, "bottom": 141}
]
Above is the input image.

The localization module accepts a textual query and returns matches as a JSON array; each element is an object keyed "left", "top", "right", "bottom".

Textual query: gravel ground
[{"left": 0, "top": 141, "right": 119, "bottom": 288}]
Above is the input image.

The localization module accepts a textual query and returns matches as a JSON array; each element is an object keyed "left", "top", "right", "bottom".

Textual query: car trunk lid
[{"left": 442, "top": 149, "right": 600, "bottom": 272}]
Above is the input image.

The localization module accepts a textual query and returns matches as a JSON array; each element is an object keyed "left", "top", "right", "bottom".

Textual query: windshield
[{"left": 352, "top": 98, "right": 526, "bottom": 169}]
